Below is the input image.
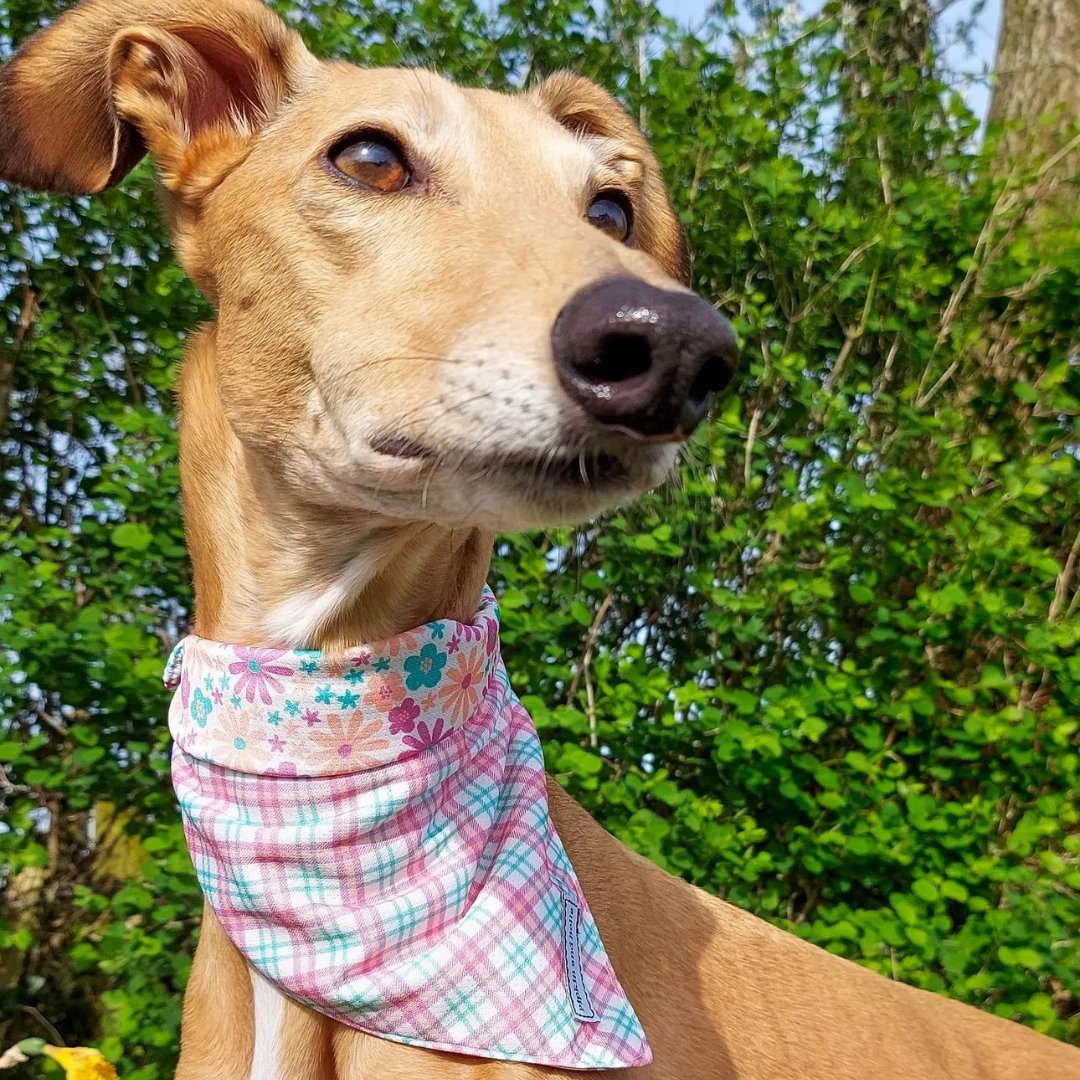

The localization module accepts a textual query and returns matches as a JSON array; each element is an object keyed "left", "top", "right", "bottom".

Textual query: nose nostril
[
  {"left": 687, "top": 355, "right": 734, "bottom": 409},
  {"left": 579, "top": 333, "right": 653, "bottom": 385},
  {"left": 553, "top": 277, "right": 738, "bottom": 439}
]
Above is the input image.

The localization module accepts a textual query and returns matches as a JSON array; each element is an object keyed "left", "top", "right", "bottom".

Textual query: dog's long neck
[{"left": 177, "top": 326, "right": 494, "bottom": 650}]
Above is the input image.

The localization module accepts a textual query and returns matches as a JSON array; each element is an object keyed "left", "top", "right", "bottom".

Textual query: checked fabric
[{"left": 164, "top": 588, "right": 651, "bottom": 1070}]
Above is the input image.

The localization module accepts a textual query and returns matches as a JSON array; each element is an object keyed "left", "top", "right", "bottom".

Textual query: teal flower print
[
  {"left": 404, "top": 643, "right": 447, "bottom": 691},
  {"left": 191, "top": 688, "right": 213, "bottom": 728}
]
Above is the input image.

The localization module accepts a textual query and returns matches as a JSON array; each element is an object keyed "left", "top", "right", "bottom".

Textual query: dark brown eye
[
  {"left": 330, "top": 135, "right": 410, "bottom": 192},
  {"left": 587, "top": 192, "right": 632, "bottom": 242}
]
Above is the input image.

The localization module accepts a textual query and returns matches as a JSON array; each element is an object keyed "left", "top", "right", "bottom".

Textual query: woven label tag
[{"left": 561, "top": 892, "right": 599, "bottom": 1022}]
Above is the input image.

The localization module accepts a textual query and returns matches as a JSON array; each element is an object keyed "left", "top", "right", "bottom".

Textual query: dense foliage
[{"left": 2, "top": 0, "right": 1078, "bottom": 1074}]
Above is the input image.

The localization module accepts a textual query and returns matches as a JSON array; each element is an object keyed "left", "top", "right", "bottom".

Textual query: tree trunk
[
  {"left": 841, "top": 0, "right": 936, "bottom": 179},
  {"left": 844, "top": 0, "right": 934, "bottom": 90},
  {"left": 988, "top": 0, "right": 1079, "bottom": 176}
]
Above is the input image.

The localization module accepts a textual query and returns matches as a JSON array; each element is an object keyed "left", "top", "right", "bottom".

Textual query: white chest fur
[{"left": 249, "top": 970, "right": 285, "bottom": 1080}]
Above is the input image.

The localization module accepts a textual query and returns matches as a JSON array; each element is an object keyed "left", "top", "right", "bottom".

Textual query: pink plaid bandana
[{"left": 164, "top": 588, "right": 651, "bottom": 1070}]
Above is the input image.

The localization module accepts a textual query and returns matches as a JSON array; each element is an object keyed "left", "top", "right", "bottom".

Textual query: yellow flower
[
  {"left": 42, "top": 1047, "right": 119, "bottom": 1080},
  {"left": 0, "top": 1040, "right": 119, "bottom": 1080}
]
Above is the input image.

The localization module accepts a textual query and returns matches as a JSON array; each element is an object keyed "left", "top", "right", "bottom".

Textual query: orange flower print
[
  {"left": 309, "top": 711, "right": 390, "bottom": 768},
  {"left": 436, "top": 649, "right": 486, "bottom": 723},
  {"left": 363, "top": 671, "right": 406, "bottom": 713},
  {"left": 380, "top": 628, "right": 426, "bottom": 658},
  {"left": 204, "top": 707, "right": 262, "bottom": 766}
]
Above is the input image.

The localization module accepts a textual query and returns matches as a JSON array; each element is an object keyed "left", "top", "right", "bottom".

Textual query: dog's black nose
[{"left": 551, "top": 277, "right": 738, "bottom": 439}]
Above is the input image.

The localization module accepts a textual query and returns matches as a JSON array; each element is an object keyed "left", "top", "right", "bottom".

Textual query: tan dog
[{"left": 2, "top": 2, "right": 1077, "bottom": 1077}]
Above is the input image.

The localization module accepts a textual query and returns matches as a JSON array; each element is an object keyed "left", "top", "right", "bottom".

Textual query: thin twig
[
  {"left": 1049, "top": 527, "right": 1080, "bottom": 623},
  {"left": 34, "top": 707, "right": 69, "bottom": 740},
  {"left": 18, "top": 1006, "right": 64, "bottom": 1046},
  {"left": 566, "top": 594, "right": 615, "bottom": 710},
  {"left": 743, "top": 401, "right": 763, "bottom": 487}
]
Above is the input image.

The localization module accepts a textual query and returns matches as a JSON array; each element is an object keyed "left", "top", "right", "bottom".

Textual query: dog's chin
[
  {"left": 356, "top": 438, "right": 680, "bottom": 530},
  {"left": 472, "top": 449, "right": 676, "bottom": 529}
]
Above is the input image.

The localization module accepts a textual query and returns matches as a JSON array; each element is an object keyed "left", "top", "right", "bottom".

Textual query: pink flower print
[
  {"left": 174, "top": 728, "right": 199, "bottom": 754},
  {"left": 268, "top": 734, "right": 286, "bottom": 753},
  {"left": 485, "top": 617, "right": 498, "bottom": 655},
  {"left": 401, "top": 718, "right": 450, "bottom": 753},
  {"left": 308, "top": 711, "right": 389, "bottom": 768},
  {"left": 363, "top": 672, "right": 406, "bottom": 714},
  {"left": 388, "top": 697, "right": 420, "bottom": 734},
  {"left": 447, "top": 635, "right": 460, "bottom": 655},
  {"left": 436, "top": 649, "right": 485, "bottom": 723},
  {"left": 180, "top": 666, "right": 192, "bottom": 709},
  {"left": 211, "top": 687, "right": 224, "bottom": 705},
  {"left": 229, "top": 647, "right": 293, "bottom": 705}
]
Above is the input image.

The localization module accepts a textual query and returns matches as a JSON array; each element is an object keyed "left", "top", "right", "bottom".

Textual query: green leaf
[
  {"left": 569, "top": 601, "right": 593, "bottom": 627},
  {"left": 111, "top": 522, "right": 154, "bottom": 551},
  {"left": 912, "top": 879, "right": 939, "bottom": 903},
  {"left": 848, "top": 583, "right": 875, "bottom": 604}
]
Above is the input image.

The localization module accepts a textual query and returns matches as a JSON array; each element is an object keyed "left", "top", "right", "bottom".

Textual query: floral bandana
[{"left": 164, "top": 589, "right": 651, "bottom": 1070}]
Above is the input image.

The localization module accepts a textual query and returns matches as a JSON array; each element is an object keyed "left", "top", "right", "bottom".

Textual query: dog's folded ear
[
  {"left": 0, "top": 0, "right": 316, "bottom": 196},
  {"left": 531, "top": 72, "right": 690, "bottom": 285}
]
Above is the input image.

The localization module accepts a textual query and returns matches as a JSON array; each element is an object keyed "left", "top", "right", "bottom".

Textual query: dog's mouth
[
  {"left": 369, "top": 433, "right": 640, "bottom": 488},
  {"left": 369, "top": 435, "right": 434, "bottom": 461}
]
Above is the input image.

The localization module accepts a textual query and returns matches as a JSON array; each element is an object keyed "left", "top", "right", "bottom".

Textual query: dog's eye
[
  {"left": 586, "top": 192, "right": 632, "bottom": 242},
  {"left": 330, "top": 135, "right": 410, "bottom": 193}
]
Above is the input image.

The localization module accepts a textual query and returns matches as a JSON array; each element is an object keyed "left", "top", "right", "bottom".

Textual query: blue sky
[{"left": 656, "top": 0, "right": 1003, "bottom": 123}]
